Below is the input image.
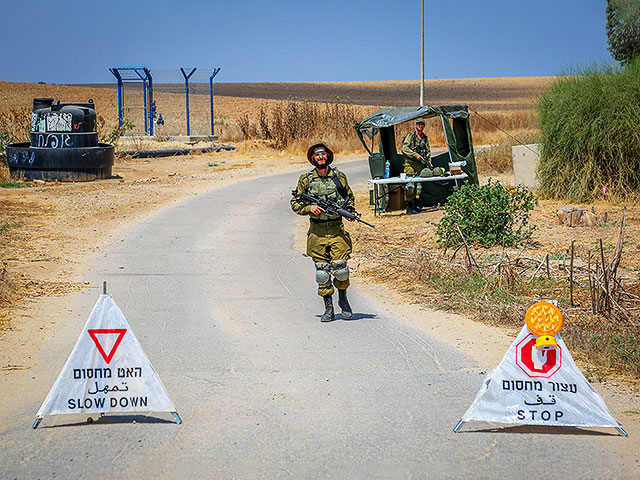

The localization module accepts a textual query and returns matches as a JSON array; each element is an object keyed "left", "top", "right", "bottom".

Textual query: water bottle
[{"left": 384, "top": 160, "right": 390, "bottom": 178}]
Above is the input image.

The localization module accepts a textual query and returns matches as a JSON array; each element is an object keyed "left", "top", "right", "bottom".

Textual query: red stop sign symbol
[{"left": 515, "top": 334, "right": 562, "bottom": 378}]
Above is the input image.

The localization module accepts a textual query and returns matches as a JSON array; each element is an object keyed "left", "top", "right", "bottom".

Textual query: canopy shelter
[{"left": 354, "top": 105, "right": 479, "bottom": 208}]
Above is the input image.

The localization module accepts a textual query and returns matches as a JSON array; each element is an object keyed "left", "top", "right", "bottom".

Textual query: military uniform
[
  {"left": 401, "top": 130, "right": 432, "bottom": 203},
  {"left": 291, "top": 141, "right": 355, "bottom": 322},
  {"left": 291, "top": 167, "right": 354, "bottom": 296}
]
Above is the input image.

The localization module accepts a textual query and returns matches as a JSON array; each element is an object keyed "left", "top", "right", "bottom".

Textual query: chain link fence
[{"left": 111, "top": 67, "right": 220, "bottom": 137}]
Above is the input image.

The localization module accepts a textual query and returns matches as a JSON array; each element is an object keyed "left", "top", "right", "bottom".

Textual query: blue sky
[{"left": 0, "top": 0, "right": 611, "bottom": 84}]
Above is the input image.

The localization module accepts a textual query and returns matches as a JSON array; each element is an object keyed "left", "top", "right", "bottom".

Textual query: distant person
[
  {"left": 401, "top": 118, "right": 443, "bottom": 214},
  {"left": 290, "top": 141, "right": 355, "bottom": 322}
]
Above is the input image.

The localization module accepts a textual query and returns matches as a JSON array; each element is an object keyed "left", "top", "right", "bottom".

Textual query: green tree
[{"left": 606, "top": 0, "right": 640, "bottom": 65}]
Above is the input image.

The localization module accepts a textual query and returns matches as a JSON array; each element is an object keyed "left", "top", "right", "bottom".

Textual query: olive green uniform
[
  {"left": 402, "top": 131, "right": 432, "bottom": 202},
  {"left": 291, "top": 167, "right": 354, "bottom": 296}
]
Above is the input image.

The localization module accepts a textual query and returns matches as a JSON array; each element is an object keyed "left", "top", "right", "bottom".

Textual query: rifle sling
[{"left": 331, "top": 171, "right": 348, "bottom": 200}]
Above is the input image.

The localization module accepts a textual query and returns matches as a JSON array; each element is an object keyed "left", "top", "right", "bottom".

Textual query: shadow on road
[
  {"left": 459, "top": 424, "right": 620, "bottom": 437},
  {"left": 314, "top": 312, "right": 378, "bottom": 322},
  {"left": 39, "top": 414, "right": 176, "bottom": 428}
]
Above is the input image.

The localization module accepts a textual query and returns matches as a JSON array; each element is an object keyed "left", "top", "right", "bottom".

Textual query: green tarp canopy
[{"left": 354, "top": 105, "right": 479, "bottom": 186}]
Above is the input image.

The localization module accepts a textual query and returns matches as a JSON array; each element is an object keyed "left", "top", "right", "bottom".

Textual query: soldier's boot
[
  {"left": 338, "top": 289, "right": 353, "bottom": 319},
  {"left": 320, "top": 295, "right": 335, "bottom": 322},
  {"left": 406, "top": 201, "right": 420, "bottom": 215}
]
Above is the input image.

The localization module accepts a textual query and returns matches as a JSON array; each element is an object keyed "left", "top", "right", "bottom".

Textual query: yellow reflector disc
[
  {"left": 525, "top": 300, "right": 563, "bottom": 336},
  {"left": 535, "top": 335, "right": 558, "bottom": 351}
]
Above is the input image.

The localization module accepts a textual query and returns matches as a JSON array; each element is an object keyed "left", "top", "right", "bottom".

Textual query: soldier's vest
[
  {"left": 306, "top": 168, "right": 348, "bottom": 221},
  {"left": 406, "top": 132, "right": 429, "bottom": 162}
]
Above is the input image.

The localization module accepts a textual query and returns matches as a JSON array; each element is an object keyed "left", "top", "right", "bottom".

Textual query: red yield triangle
[{"left": 88, "top": 329, "right": 127, "bottom": 364}]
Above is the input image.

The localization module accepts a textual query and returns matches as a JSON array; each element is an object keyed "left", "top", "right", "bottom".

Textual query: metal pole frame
[
  {"left": 142, "top": 79, "right": 148, "bottom": 135},
  {"left": 209, "top": 68, "right": 221, "bottom": 136},
  {"left": 109, "top": 68, "right": 124, "bottom": 130},
  {"left": 144, "top": 67, "right": 154, "bottom": 136},
  {"left": 180, "top": 67, "right": 197, "bottom": 136},
  {"left": 110, "top": 67, "right": 152, "bottom": 136},
  {"left": 440, "top": 115, "right": 455, "bottom": 165}
]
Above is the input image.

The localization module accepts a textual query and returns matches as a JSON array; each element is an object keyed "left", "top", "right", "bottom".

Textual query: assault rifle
[{"left": 292, "top": 191, "right": 375, "bottom": 229}]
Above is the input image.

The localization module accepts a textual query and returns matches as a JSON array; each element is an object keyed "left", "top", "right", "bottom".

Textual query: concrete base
[{"left": 512, "top": 143, "right": 540, "bottom": 189}]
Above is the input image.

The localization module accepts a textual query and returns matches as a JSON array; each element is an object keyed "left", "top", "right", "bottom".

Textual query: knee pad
[
  {"left": 330, "top": 259, "right": 349, "bottom": 282},
  {"left": 315, "top": 262, "right": 331, "bottom": 285}
]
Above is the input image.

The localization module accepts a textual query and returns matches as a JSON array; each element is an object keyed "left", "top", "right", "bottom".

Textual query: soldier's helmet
[
  {"left": 307, "top": 140, "right": 334, "bottom": 166},
  {"left": 415, "top": 118, "right": 426, "bottom": 124}
]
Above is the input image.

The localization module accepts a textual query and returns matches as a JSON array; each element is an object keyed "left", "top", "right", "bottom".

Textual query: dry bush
[
  {"left": 0, "top": 107, "right": 31, "bottom": 182},
  {"left": 0, "top": 162, "right": 10, "bottom": 182},
  {"left": 0, "top": 106, "right": 31, "bottom": 150},
  {"left": 229, "top": 100, "right": 376, "bottom": 154},
  {"left": 351, "top": 207, "right": 640, "bottom": 377}
]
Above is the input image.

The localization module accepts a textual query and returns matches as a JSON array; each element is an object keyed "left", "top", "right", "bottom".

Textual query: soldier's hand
[
  {"left": 310, "top": 205, "right": 325, "bottom": 215},
  {"left": 417, "top": 155, "right": 424, "bottom": 161}
]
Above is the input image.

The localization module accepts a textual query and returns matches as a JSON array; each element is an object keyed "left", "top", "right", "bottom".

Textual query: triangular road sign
[
  {"left": 33, "top": 294, "right": 181, "bottom": 428},
  {"left": 454, "top": 324, "right": 626, "bottom": 436},
  {"left": 87, "top": 329, "right": 127, "bottom": 364}
]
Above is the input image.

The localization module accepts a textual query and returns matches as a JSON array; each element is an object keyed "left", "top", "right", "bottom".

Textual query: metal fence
[{"left": 110, "top": 67, "right": 221, "bottom": 137}]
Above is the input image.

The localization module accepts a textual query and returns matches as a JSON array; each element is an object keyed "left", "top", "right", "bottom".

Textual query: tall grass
[
  {"left": 230, "top": 99, "right": 539, "bottom": 158},
  {"left": 234, "top": 101, "right": 372, "bottom": 153},
  {"left": 537, "top": 60, "right": 640, "bottom": 201},
  {"left": 0, "top": 107, "right": 30, "bottom": 152},
  {"left": 0, "top": 107, "right": 31, "bottom": 182}
]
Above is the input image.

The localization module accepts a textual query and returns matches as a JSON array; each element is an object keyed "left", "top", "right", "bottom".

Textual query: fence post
[
  {"left": 145, "top": 67, "right": 154, "bottom": 136},
  {"left": 109, "top": 68, "right": 124, "bottom": 130},
  {"left": 180, "top": 67, "right": 197, "bottom": 136},
  {"left": 209, "top": 68, "right": 221, "bottom": 136}
]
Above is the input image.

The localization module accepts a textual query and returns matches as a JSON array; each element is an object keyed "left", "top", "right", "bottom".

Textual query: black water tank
[{"left": 6, "top": 98, "right": 114, "bottom": 181}]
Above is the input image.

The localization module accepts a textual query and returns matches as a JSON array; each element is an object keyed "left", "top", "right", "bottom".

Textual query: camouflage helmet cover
[{"left": 307, "top": 140, "right": 334, "bottom": 166}]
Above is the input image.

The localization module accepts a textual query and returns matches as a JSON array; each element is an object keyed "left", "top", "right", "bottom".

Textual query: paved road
[{"left": 0, "top": 162, "right": 622, "bottom": 478}]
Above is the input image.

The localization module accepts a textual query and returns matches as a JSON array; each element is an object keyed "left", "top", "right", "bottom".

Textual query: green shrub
[
  {"left": 99, "top": 119, "right": 135, "bottom": 146},
  {"left": 436, "top": 179, "right": 537, "bottom": 247},
  {"left": 537, "top": 59, "right": 640, "bottom": 201},
  {"left": 0, "top": 182, "right": 24, "bottom": 189}
]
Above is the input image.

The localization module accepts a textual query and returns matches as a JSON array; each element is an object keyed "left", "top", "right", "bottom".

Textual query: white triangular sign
[
  {"left": 457, "top": 324, "right": 624, "bottom": 433},
  {"left": 35, "top": 294, "right": 180, "bottom": 425}
]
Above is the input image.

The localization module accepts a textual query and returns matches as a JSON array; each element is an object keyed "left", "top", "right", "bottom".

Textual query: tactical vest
[
  {"left": 306, "top": 168, "right": 348, "bottom": 221},
  {"left": 408, "top": 131, "right": 429, "bottom": 157}
]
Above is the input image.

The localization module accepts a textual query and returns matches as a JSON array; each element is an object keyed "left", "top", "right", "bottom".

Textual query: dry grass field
[{"left": 1, "top": 77, "right": 542, "bottom": 157}]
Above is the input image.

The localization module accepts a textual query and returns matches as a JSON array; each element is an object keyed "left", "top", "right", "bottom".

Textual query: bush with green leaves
[
  {"left": 606, "top": 0, "right": 640, "bottom": 66},
  {"left": 537, "top": 59, "right": 640, "bottom": 201},
  {"left": 436, "top": 180, "right": 537, "bottom": 247},
  {"left": 99, "top": 119, "right": 135, "bottom": 146}
]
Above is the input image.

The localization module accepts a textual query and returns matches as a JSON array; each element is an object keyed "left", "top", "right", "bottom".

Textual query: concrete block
[{"left": 512, "top": 143, "right": 540, "bottom": 189}]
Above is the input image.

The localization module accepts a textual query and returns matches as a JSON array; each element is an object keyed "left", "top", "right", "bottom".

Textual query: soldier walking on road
[{"left": 291, "top": 141, "right": 356, "bottom": 322}]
